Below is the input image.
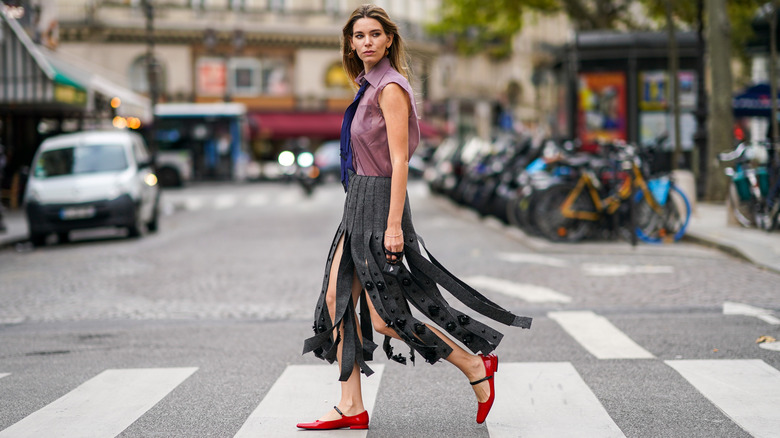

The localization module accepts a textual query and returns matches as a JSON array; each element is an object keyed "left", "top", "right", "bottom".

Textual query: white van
[{"left": 24, "top": 130, "right": 161, "bottom": 246}]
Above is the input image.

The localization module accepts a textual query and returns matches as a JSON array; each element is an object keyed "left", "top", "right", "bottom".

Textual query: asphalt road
[{"left": 1, "top": 180, "right": 778, "bottom": 438}]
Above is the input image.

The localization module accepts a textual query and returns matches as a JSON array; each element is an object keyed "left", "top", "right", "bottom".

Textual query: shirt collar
[{"left": 355, "top": 56, "right": 391, "bottom": 88}]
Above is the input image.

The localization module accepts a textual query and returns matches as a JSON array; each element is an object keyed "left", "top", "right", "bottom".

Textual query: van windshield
[{"left": 35, "top": 144, "right": 128, "bottom": 178}]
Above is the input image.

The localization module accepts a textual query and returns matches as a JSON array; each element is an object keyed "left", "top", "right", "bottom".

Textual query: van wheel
[
  {"left": 158, "top": 167, "right": 182, "bottom": 187},
  {"left": 127, "top": 206, "right": 145, "bottom": 238},
  {"left": 146, "top": 200, "right": 160, "bottom": 233},
  {"left": 30, "top": 233, "right": 47, "bottom": 247},
  {"left": 58, "top": 232, "right": 70, "bottom": 244}
]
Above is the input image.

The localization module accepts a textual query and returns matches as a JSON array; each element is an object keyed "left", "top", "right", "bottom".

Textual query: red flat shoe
[
  {"left": 471, "top": 353, "right": 498, "bottom": 424},
  {"left": 296, "top": 406, "right": 369, "bottom": 430}
]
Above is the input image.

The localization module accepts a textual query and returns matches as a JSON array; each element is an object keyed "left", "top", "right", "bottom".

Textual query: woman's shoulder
[{"left": 379, "top": 66, "right": 412, "bottom": 90}]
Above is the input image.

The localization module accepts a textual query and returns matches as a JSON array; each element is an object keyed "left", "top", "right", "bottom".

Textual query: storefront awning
[
  {"left": 1, "top": 9, "right": 150, "bottom": 121},
  {"left": 251, "top": 112, "right": 443, "bottom": 141},
  {"left": 733, "top": 83, "right": 778, "bottom": 119},
  {"left": 251, "top": 112, "right": 343, "bottom": 140}
]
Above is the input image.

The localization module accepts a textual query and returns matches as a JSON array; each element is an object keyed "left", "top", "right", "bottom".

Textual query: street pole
[
  {"left": 667, "top": 0, "right": 682, "bottom": 171},
  {"left": 694, "top": 0, "right": 708, "bottom": 199},
  {"left": 770, "top": 2, "right": 778, "bottom": 145},
  {"left": 143, "top": 0, "right": 159, "bottom": 155}
]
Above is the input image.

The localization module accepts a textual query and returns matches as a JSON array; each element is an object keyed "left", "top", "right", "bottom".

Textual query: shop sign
[{"left": 54, "top": 84, "right": 86, "bottom": 105}]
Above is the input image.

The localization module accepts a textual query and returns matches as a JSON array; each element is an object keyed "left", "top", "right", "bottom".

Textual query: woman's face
[{"left": 350, "top": 17, "right": 393, "bottom": 71}]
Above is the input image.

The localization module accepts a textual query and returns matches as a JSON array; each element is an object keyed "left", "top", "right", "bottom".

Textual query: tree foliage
[{"left": 432, "top": 0, "right": 766, "bottom": 60}]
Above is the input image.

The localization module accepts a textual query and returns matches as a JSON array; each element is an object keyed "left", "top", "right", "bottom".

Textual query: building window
[
  {"left": 229, "top": 0, "right": 245, "bottom": 11},
  {"left": 268, "top": 0, "right": 285, "bottom": 12},
  {"left": 260, "top": 59, "right": 290, "bottom": 95},
  {"left": 323, "top": 0, "right": 344, "bottom": 14},
  {"left": 228, "top": 58, "right": 262, "bottom": 96}
]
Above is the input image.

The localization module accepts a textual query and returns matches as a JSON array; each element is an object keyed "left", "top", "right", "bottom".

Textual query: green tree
[{"left": 433, "top": 0, "right": 763, "bottom": 59}]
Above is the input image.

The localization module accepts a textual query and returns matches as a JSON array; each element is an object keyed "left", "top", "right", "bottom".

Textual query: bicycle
[
  {"left": 718, "top": 141, "right": 780, "bottom": 231},
  {"left": 532, "top": 142, "right": 691, "bottom": 243}
]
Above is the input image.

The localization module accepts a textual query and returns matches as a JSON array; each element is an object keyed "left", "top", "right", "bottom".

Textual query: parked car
[{"left": 24, "top": 130, "right": 161, "bottom": 246}]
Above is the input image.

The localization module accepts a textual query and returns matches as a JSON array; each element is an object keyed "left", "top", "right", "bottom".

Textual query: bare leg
[
  {"left": 319, "top": 236, "right": 367, "bottom": 421},
  {"left": 364, "top": 296, "right": 490, "bottom": 403}
]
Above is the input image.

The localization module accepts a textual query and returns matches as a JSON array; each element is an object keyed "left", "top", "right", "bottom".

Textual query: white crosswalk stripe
[
  {"left": 667, "top": 360, "right": 780, "bottom": 438},
  {"left": 245, "top": 193, "right": 269, "bottom": 207},
  {"left": 0, "top": 367, "right": 197, "bottom": 438},
  {"left": 549, "top": 310, "right": 655, "bottom": 359},
  {"left": 213, "top": 194, "right": 238, "bottom": 210},
  {"left": 488, "top": 362, "right": 625, "bottom": 437},
  {"left": 163, "top": 189, "right": 340, "bottom": 213},
  {"left": 463, "top": 275, "right": 572, "bottom": 303},
  {"left": 234, "top": 364, "right": 385, "bottom": 437},
  {"left": 580, "top": 263, "right": 674, "bottom": 277},
  {"left": 3, "top": 360, "right": 780, "bottom": 436}
]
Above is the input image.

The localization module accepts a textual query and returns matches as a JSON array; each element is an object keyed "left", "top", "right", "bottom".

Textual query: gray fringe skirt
[{"left": 302, "top": 173, "right": 532, "bottom": 381}]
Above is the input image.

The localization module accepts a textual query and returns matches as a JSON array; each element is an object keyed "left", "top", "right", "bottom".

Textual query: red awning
[
  {"left": 251, "top": 112, "right": 344, "bottom": 140},
  {"left": 251, "top": 112, "right": 443, "bottom": 140}
]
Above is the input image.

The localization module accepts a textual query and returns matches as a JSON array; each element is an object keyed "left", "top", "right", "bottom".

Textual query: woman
[{"left": 298, "top": 5, "right": 532, "bottom": 430}]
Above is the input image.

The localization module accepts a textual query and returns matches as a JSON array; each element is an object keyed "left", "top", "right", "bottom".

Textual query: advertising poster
[
  {"left": 639, "top": 70, "right": 697, "bottom": 111},
  {"left": 578, "top": 72, "right": 627, "bottom": 148},
  {"left": 639, "top": 70, "right": 698, "bottom": 150},
  {"left": 196, "top": 57, "right": 227, "bottom": 97}
]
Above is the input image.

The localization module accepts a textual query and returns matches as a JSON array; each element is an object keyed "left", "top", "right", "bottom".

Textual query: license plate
[{"left": 60, "top": 206, "right": 96, "bottom": 220}]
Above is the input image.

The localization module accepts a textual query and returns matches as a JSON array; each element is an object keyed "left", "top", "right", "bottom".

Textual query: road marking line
[
  {"left": 581, "top": 263, "right": 674, "bottom": 276},
  {"left": 234, "top": 364, "right": 384, "bottom": 438},
  {"left": 0, "top": 367, "right": 197, "bottom": 438},
  {"left": 487, "top": 362, "right": 625, "bottom": 437},
  {"left": 278, "top": 192, "right": 302, "bottom": 205},
  {"left": 496, "top": 252, "right": 570, "bottom": 267},
  {"left": 184, "top": 197, "right": 204, "bottom": 211},
  {"left": 245, "top": 193, "right": 269, "bottom": 207},
  {"left": 0, "top": 373, "right": 9, "bottom": 379},
  {"left": 759, "top": 342, "right": 780, "bottom": 352},
  {"left": 463, "top": 276, "right": 572, "bottom": 303},
  {"left": 214, "top": 194, "right": 238, "bottom": 210},
  {"left": 666, "top": 359, "right": 780, "bottom": 438},
  {"left": 548, "top": 311, "right": 655, "bottom": 359},
  {"left": 723, "top": 301, "right": 780, "bottom": 325}
]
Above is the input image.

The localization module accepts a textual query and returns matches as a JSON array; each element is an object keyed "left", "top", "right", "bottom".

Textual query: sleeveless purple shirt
[{"left": 350, "top": 57, "right": 420, "bottom": 177}]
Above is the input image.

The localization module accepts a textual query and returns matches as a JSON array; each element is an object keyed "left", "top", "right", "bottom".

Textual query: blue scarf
[{"left": 340, "top": 80, "right": 370, "bottom": 191}]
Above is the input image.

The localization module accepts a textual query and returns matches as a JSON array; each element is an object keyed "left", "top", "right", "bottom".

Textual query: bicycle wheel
[
  {"left": 532, "top": 184, "right": 595, "bottom": 242},
  {"left": 634, "top": 184, "right": 691, "bottom": 243}
]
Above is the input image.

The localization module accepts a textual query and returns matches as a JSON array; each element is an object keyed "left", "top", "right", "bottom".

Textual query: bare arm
[{"left": 378, "top": 82, "right": 410, "bottom": 262}]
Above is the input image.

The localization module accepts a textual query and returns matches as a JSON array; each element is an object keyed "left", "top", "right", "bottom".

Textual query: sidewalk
[
  {"left": 2, "top": 202, "right": 780, "bottom": 274},
  {"left": 0, "top": 208, "right": 28, "bottom": 249},
  {"left": 684, "top": 203, "right": 780, "bottom": 274}
]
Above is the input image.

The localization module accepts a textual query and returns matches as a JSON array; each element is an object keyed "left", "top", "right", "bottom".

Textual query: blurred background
[{"left": 1, "top": 0, "right": 778, "bottom": 211}]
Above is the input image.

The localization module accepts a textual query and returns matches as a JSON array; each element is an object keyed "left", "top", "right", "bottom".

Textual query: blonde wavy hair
[{"left": 341, "top": 4, "right": 410, "bottom": 86}]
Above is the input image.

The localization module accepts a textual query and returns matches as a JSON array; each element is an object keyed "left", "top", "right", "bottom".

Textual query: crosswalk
[
  {"left": 160, "top": 185, "right": 342, "bottom": 215},
  {"left": 2, "top": 359, "right": 779, "bottom": 437},
  {"left": 0, "top": 368, "right": 198, "bottom": 438}
]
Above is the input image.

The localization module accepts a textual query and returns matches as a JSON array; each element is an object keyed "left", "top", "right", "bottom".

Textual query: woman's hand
[{"left": 384, "top": 230, "right": 404, "bottom": 264}]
